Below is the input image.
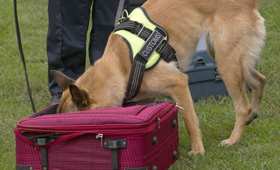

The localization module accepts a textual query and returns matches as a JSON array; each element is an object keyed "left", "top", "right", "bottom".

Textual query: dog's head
[
  {"left": 50, "top": 70, "right": 94, "bottom": 113},
  {"left": 50, "top": 69, "right": 125, "bottom": 113}
]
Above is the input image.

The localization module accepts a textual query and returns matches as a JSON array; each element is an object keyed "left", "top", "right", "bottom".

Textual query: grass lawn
[{"left": 0, "top": 0, "right": 279, "bottom": 169}]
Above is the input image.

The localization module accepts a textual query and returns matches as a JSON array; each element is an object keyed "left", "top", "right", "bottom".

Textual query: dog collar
[{"left": 114, "top": 7, "right": 177, "bottom": 70}]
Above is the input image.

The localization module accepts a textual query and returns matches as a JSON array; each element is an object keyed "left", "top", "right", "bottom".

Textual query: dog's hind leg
[
  {"left": 205, "top": 33, "right": 252, "bottom": 145},
  {"left": 217, "top": 58, "right": 252, "bottom": 146},
  {"left": 208, "top": 10, "right": 266, "bottom": 146},
  {"left": 245, "top": 12, "right": 267, "bottom": 125},
  {"left": 245, "top": 68, "right": 266, "bottom": 125}
]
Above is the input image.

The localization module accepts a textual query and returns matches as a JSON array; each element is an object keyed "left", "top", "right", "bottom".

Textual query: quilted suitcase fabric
[{"left": 15, "top": 101, "right": 179, "bottom": 170}]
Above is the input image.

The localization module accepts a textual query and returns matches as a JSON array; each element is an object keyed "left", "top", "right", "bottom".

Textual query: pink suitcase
[{"left": 15, "top": 101, "right": 179, "bottom": 170}]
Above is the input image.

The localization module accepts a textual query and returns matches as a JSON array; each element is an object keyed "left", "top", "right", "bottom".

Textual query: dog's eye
[
  {"left": 77, "top": 103, "right": 90, "bottom": 111},
  {"left": 71, "top": 97, "right": 87, "bottom": 106},
  {"left": 78, "top": 103, "right": 86, "bottom": 107}
]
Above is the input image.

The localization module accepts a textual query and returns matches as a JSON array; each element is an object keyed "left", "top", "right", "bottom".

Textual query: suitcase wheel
[
  {"left": 152, "top": 136, "right": 158, "bottom": 145},
  {"left": 173, "top": 150, "right": 178, "bottom": 159},
  {"left": 172, "top": 119, "right": 177, "bottom": 128}
]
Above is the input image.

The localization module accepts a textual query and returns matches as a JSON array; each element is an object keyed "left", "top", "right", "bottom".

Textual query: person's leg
[
  {"left": 130, "top": 0, "right": 146, "bottom": 12},
  {"left": 89, "top": 0, "right": 130, "bottom": 64},
  {"left": 47, "top": 0, "right": 92, "bottom": 104}
]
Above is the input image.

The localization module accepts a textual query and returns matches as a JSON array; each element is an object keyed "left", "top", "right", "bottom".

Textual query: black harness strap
[
  {"left": 158, "top": 40, "right": 177, "bottom": 62},
  {"left": 123, "top": 27, "right": 169, "bottom": 101},
  {"left": 125, "top": 55, "right": 147, "bottom": 100},
  {"left": 114, "top": 19, "right": 153, "bottom": 40}
]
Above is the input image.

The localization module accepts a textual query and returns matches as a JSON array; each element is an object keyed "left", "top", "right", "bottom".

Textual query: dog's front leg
[
  {"left": 140, "top": 61, "right": 204, "bottom": 155},
  {"left": 168, "top": 73, "right": 205, "bottom": 155}
]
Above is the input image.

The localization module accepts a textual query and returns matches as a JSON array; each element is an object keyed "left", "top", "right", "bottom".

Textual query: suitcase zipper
[
  {"left": 17, "top": 102, "right": 177, "bottom": 134},
  {"left": 96, "top": 134, "right": 104, "bottom": 146},
  {"left": 34, "top": 111, "right": 178, "bottom": 148},
  {"left": 157, "top": 118, "right": 160, "bottom": 128},
  {"left": 175, "top": 103, "right": 184, "bottom": 110}
]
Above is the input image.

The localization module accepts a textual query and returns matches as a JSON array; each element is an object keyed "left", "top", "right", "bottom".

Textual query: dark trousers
[
  {"left": 130, "top": 0, "right": 146, "bottom": 11},
  {"left": 47, "top": 0, "right": 130, "bottom": 96}
]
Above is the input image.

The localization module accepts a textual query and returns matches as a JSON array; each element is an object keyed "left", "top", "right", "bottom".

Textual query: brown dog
[{"left": 51, "top": 0, "right": 266, "bottom": 155}]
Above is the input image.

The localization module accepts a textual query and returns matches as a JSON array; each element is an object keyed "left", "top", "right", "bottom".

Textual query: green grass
[{"left": 0, "top": 0, "right": 280, "bottom": 169}]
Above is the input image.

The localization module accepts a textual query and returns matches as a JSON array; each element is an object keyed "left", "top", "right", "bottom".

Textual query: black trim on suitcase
[
  {"left": 16, "top": 165, "right": 34, "bottom": 170},
  {"left": 123, "top": 167, "right": 148, "bottom": 170},
  {"left": 30, "top": 105, "right": 58, "bottom": 118},
  {"left": 123, "top": 101, "right": 160, "bottom": 107},
  {"left": 103, "top": 139, "right": 127, "bottom": 170},
  {"left": 24, "top": 133, "right": 65, "bottom": 141},
  {"left": 36, "top": 138, "right": 48, "bottom": 170}
]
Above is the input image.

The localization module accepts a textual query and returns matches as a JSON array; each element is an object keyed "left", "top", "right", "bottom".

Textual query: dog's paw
[
  {"left": 188, "top": 148, "right": 205, "bottom": 156},
  {"left": 246, "top": 112, "right": 258, "bottom": 125},
  {"left": 188, "top": 141, "right": 205, "bottom": 156},
  {"left": 188, "top": 150, "right": 205, "bottom": 156},
  {"left": 219, "top": 139, "right": 237, "bottom": 146}
]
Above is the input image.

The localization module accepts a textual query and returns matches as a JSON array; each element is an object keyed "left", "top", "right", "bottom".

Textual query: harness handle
[{"left": 114, "top": 0, "right": 126, "bottom": 26}]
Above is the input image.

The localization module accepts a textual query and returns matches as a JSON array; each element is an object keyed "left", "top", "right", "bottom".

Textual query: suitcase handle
[{"left": 37, "top": 131, "right": 99, "bottom": 147}]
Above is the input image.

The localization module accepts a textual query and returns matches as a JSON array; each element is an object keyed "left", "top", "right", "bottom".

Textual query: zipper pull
[
  {"left": 96, "top": 134, "right": 104, "bottom": 146},
  {"left": 157, "top": 118, "right": 161, "bottom": 129},
  {"left": 175, "top": 103, "right": 185, "bottom": 110}
]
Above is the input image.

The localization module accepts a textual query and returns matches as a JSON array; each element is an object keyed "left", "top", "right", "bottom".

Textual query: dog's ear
[
  {"left": 69, "top": 85, "right": 88, "bottom": 107},
  {"left": 50, "top": 70, "right": 75, "bottom": 91}
]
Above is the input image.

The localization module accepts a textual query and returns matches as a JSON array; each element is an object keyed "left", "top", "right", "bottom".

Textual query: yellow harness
[
  {"left": 114, "top": 8, "right": 170, "bottom": 70},
  {"left": 114, "top": 7, "right": 177, "bottom": 101}
]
